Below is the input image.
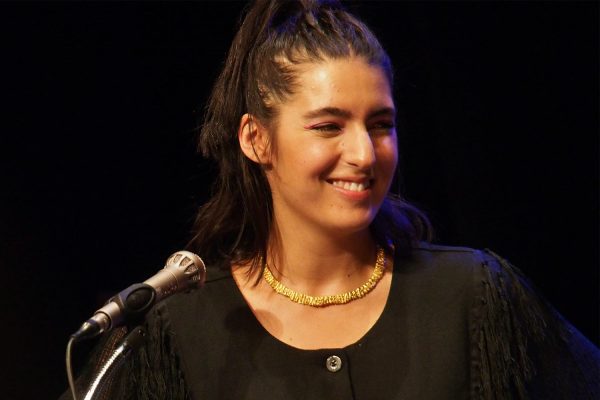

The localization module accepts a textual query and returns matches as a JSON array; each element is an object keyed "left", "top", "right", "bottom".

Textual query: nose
[{"left": 342, "top": 127, "right": 376, "bottom": 170}]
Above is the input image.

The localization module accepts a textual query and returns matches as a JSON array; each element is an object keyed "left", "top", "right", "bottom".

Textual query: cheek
[
  {"left": 292, "top": 142, "right": 339, "bottom": 177},
  {"left": 376, "top": 138, "right": 399, "bottom": 174},
  {"left": 270, "top": 140, "right": 336, "bottom": 185}
]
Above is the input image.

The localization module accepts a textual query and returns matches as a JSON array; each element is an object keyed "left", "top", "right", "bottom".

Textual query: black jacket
[{"left": 64, "top": 245, "right": 600, "bottom": 399}]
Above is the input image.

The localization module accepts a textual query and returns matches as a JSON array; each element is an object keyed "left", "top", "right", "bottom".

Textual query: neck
[{"left": 265, "top": 221, "right": 379, "bottom": 296}]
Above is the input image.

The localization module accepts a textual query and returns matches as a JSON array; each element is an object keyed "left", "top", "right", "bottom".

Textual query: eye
[
  {"left": 368, "top": 121, "right": 395, "bottom": 135},
  {"left": 311, "top": 123, "right": 342, "bottom": 135}
]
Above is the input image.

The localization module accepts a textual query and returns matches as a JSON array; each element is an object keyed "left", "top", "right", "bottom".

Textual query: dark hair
[{"left": 187, "top": 0, "right": 431, "bottom": 272}]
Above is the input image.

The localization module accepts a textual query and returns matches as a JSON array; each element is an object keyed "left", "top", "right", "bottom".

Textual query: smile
[{"left": 330, "top": 179, "right": 371, "bottom": 192}]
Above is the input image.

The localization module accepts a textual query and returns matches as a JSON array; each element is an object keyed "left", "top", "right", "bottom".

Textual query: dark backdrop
[{"left": 1, "top": 2, "right": 597, "bottom": 399}]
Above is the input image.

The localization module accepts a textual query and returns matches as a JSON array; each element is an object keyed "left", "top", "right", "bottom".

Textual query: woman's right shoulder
[
  {"left": 160, "top": 266, "right": 237, "bottom": 314},
  {"left": 148, "top": 265, "right": 255, "bottom": 340}
]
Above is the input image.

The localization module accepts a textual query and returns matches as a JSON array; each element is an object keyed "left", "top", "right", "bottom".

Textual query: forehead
[{"left": 281, "top": 57, "right": 394, "bottom": 115}]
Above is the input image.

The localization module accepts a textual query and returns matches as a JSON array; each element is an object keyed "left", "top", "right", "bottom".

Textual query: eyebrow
[
  {"left": 302, "top": 106, "right": 396, "bottom": 120},
  {"left": 303, "top": 107, "right": 351, "bottom": 119}
]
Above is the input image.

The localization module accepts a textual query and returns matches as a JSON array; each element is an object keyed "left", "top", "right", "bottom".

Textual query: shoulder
[
  {"left": 162, "top": 266, "right": 237, "bottom": 314},
  {"left": 399, "top": 242, "right": 490, "bottom": 286},
  {"left": 388, "top": 243, "right": 495, "bottom": 322},
  {"left": 451, "top": 247, "right": 600, "bottom": 398},
  {"left": 401, "top": 243, "right": 525, "bottom": 290},
  {"left": 401, "top": 244, "right": 551, "bottom": 328},
  {"left": 393, "top": 243, "right": 546, "bottom": 330},
  {"left": 140, "top": 266, "right": 239, "bottom": 337},
  {"left": 409, "top": 242, "right": 484, "bottom": 267}
]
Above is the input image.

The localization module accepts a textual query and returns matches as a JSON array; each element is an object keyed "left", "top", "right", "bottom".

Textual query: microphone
[{"left": 72, "top": 250, "right": 206, "bottom": 341}]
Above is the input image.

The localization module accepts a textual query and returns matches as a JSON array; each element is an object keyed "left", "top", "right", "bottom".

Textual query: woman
[{"left": 67, "top": 0, "right": 599, "bottom": 399}]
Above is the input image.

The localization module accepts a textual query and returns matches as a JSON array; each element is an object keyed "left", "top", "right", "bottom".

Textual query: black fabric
[{"left": 62, "top": 245, "right": 600, "bottom": 399}]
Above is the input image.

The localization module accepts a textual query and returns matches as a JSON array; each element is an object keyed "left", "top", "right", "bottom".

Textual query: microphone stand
[
  {"left": 67, "top": 250, "right": 205, "bottom": 400},
  {"left": 67, "top": 284, "right": 154, "bottom": 400},
  {"left": 81, "top": 325, "right": 146, "bottom": 400}
]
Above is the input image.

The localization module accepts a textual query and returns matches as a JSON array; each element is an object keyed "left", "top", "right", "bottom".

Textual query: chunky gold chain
[{"left": 263, "top": 247, "right": 386, "bottom": 307}]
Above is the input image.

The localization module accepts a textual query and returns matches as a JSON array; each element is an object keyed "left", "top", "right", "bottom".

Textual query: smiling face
[{"left": 262, "top": 57, "right": 398, "bottom": 239}]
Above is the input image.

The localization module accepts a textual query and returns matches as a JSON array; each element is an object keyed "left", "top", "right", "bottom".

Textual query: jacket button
[{"left": 325, "top": 355, "right": 342, "bottom": 372}]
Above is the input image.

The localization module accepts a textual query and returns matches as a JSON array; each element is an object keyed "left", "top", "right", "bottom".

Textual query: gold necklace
[{"left": 262, "top": 247, "right": 386, "bottom": 307}]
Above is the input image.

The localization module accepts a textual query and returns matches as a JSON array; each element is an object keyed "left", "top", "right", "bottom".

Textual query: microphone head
[{"left": 164, "top": 250, "right": 206, "bottom": 290}]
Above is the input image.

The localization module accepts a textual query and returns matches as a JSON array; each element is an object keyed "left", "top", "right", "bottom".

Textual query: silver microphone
[
  {"left": 144, "top": 251, "right": 206, "bottom": 301},
  {"left": 72, "top": 250, "right": 206, "bottom": 341}
]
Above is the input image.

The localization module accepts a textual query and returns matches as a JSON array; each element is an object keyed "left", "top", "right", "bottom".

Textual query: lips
[{"left": 329, "top": 179, "right": 371, "bottom": 192}]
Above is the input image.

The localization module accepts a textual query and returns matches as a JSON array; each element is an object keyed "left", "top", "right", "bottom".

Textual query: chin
[{"left": 327, "top": 212, "right": 378, "bottom": 236}]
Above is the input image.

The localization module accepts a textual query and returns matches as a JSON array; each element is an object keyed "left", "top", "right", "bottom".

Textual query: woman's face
[{"left": 265, "top": 57, "right": 398, "bottom": 237}]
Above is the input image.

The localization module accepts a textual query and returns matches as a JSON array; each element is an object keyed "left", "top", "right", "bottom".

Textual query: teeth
[{"left": 331, "top": 180, "right": 370, "bottom": 192}]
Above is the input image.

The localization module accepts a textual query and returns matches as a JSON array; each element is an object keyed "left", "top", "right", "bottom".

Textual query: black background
[{"left": 1, "top": 2, "right": 597, "bottom": 399}]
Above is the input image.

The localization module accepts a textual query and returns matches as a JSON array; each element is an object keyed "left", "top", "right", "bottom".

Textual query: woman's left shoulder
[
  {"left": 402, "top": 242, "right": 497, "bottom": 285},
  {"left": 404, "top": 242, "right": 532, "bottom": 287},
  {"left": 411, "top": 244, "right": 600, "bottom": 399}
]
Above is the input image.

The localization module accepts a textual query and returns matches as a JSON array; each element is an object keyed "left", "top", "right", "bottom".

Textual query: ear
[{"left": 238, "top": 113, "right": 271, "bottom": 165}]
